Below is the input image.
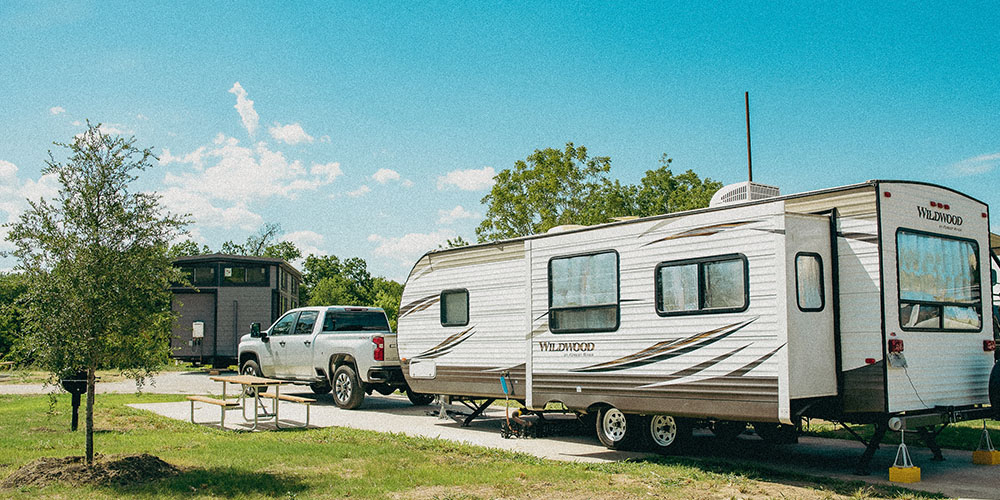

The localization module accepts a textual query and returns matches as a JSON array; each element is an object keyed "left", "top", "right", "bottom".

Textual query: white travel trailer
[{"left": 397, "top": 180, "right": 998, "bottom": 470}]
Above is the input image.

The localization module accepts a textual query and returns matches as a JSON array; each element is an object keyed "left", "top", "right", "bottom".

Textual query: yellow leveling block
[
  {"left": 889, "top": 430, "right": 920, "bottom": 483},
  {"left": 973, "top": 422, "right": 1000, "bottom": 465}
]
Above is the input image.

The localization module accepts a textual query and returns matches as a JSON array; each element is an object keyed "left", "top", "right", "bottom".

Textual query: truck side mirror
[{"left": 250, "top": 322, "right": 261, "bottom": 337}]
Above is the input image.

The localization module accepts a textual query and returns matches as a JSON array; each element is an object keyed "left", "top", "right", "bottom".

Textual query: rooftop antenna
[{"left": 745, "top": 91, "right": 753, "bottom": 182}]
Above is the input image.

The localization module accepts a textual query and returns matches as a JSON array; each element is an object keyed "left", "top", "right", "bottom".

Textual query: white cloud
[
  {"left": 159, "top": 146, "right": 207, "bottom": 169},
  {"left": 347, "top": 185, "right": 371, "bottom": 198},
  {"left": 368, "top": 229, "right": 455, "bottom": 264},
  {"left": 49, "top": 106, "right": 66, "bottom": 115},
  {"left": 158, "top": 187, "right": 262, "bottom": 230},
  {"left": 949, "top": 152, "right": 1000, "bottom": 177},
  {"left": 320, "top": 135, "right": 331, "bottom": 143},
  {"left": 268, "top": 122, "right": 314, "bottom": 145},
  {"left": 0, "top": 161, "right": 62, "bottom": 251},
  {"left": 311, "top": 162, "right": 343, "bottom": 184},
  {"left": 71, "top": 120, "right": 82, "bottom": 127},
  {"left": 437, "top": 166, "right": 496, "bottom": 191},
  {"left": 228, "top": 82, "right": 259, "bottom": 136},
  {"left": 372, "top": 168, "right": 401, "bottom": 184},
  {"left": 281, "top": 230, "right": 327, "bottom": 258},
  {"left": 402, "top": 179, "right": 414, "bottom": 188},
  {"left": 438, "top": 205, "right": 479, "bottom": 224},
  {"left": 136, "top": 114, "right": 148, "bottom": 120}
]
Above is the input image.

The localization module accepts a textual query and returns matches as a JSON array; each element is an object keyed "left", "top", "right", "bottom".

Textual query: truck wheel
[
  {"left": 406, "top": 389, "right": 434, "bottom": 406},
  {"left": 594, "top": 406, "right": 642, "bottom": 450},
  {"left": 240, "top": 359, "right": 268, "bottom": 396},
  {"left": 754, "top": 422, "right": 799, "bottom": 444},
  {"left": 332, "top": 364, "right": 364, "bottom": 409},
  {"left": 309, "top": 381, "right": 332, "bottom": 394},
  {"left": 712, "top": 420, "right": 747, "bottom": 441},
  {"left": 644, "top": 415, "right": 692, "bottom": 453}
]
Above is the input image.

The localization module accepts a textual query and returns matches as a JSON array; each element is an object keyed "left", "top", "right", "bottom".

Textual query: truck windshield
[
  {"left": 897, "top": 229, "right": 981, "bottom": 331},
  {"left": 322, "top": 311, "right": 390, "bottom": 332}
]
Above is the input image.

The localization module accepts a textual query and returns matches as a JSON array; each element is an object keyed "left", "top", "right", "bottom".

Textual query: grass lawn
[
  {"left": 0, "top": 394, "right": 940, "bottom": 500},
  {"left": 803, "top": 418, "right": 1000, "bottom": 452},
  {"left": 0, "top": 363, "right": 205, "bottom": 386}
]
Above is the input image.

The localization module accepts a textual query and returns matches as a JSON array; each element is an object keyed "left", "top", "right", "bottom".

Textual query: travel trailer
[{"left": 397, "top": 180, "right": 998, "bottom": 471}]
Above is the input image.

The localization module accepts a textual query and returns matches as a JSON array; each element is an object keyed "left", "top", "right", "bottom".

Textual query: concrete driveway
[{"left": 128, "top": 379, "right": 1000, "bottom": 500}]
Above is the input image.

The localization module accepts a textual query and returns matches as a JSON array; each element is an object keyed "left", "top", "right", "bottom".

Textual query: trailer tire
[
  {"left": 754, "top": 422, "right": 799, "bottom": 444},
  {"left": 240, "top": 358, "right": 268, "bottom": 396},
  {"left": 644, "top": 415, "right": 692, "bottom": 453},
  {"left": 712, "top": 420, "right": 747, "bottom": 441},
  {"left": 595, "top": 406, "right": 642, "bottom": 450},
  {"left": 332, "top": 364, "right": 365, "bottom": 409},
  {"left": 990, "top": 362, "right": 1000, "bottom": 418}
]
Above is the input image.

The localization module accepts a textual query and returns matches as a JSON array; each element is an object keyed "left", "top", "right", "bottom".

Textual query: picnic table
[{"left": 187, "top": 374, "right": 313, "bottom": 430}]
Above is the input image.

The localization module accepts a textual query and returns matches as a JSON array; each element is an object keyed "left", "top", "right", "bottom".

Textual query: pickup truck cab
[{"left": 238, "top": 305, "right": 432, "bottom": 409}]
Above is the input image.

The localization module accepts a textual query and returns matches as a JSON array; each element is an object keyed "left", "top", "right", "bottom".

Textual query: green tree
[
  {"left": 437, "top": 235, "right": 471, "bottom": 249},
  {"left": 300, "top": 254, "right": 404, "bottom": 329},
  {"left": 0, "top": 272, "right": 27, "bottom": 359},
  {"left": 4, "top": 123, "right": 187, "bottom": 465},
  {"left": 219, "top": 222, "right": 302, "bottom": 263},
  {"left": 477, "top": 145, "right": 722, "bottom": 241},
  {"left": 476, "top": 142, "right": 612, "bottom": 241},
  {"left": 168, "top": 239, "right": 210, "bottom": 258},
  {"left": 372, "top": 277, "right": 404, "bottom": 331}
]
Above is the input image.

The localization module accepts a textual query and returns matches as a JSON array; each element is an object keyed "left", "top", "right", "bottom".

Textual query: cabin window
[
  {"left": 222, "top": 265, "right": 268, "bottom": 286},
  {"left": 896, "top": 229, "right": 981, "bottom": 331},
  {"left": 548, "top": 251, "right": 619, "bottom": 333},
  {"left": 655, "top": 254, "right": 748, "bottom": 316},
  {"left": 440, "top": 289, "right": 469, "bottom": 327},
  {"left": 795, "top": 253, "right": 824, "bottom": 311},
  {"left": 180, "top": 266, "right": 217, "bottom": 286}
]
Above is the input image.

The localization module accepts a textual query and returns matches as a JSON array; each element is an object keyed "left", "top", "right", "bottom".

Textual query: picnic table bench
[
  {"left": 186, "top": 395, "right": 241, "bottom": 428},
  {"left": 258, "top": 393, "right": 316, "bottom": 426}
]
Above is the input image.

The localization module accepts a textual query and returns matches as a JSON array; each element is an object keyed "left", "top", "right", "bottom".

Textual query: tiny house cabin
[{"left": 170, "top": 254, "right": 302, "bottom": 366}]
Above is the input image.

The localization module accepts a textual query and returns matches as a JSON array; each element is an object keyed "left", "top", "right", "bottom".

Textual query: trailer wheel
[
  {"left": 595, "top": 406, "right": 642, "bottom": 450},
  {"left": 332, "top": 364, "right": 365, "bottom": 409},
  {"left": 644, "top": 415, "right": 692, "bottom": 453},
  {"left": 712, "top": 420, "right": 747, "bottom": 441},
  {"left": 989, "top": 362, "right": 1000, "bottom": 418},
  {"left": 754, "top": 422, "right": 799, "bottom": 444}
]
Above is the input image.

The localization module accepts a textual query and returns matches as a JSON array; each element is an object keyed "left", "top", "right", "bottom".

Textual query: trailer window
[
  {"left": 548, "top": 251, "right": 619, "bottom": 333},
  {"left": 656, "top": 254, "right": 748, "bottom": 316},
  {"left": 440, "top": 289, "right": 469, "bottom": 327},
  {"left": 795, "top": 253, "right": 824, "bottom": 311},
  {"left": 897, "top": 230, "right": 981, "bottom": 331}
]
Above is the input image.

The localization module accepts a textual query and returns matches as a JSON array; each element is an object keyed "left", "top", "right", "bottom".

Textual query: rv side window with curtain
[
  {"left": 440, "top": 289, "right": 469, "bottom": 327},
  {"left": 655, "top": 254, "right": 748, "bottom": 316},
  {"left": 548, "top": 251, "right": 619, "bottom": 333},
  {"left": 795, "top": 253, "right": 824, "bottom": 311},
  {"left": 897, "top": 229, "right": 981, "bottom": 331}
]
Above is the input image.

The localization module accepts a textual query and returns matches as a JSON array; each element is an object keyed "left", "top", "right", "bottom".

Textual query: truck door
[
  {"left": 785, "top": 214, "right": 838, "bottom": 399},
  {"left": 282, "top": 310, "right": 320, "bottom": 378},
  {"left": 267, "top": 311, "right": 298, "bottom": 378}
]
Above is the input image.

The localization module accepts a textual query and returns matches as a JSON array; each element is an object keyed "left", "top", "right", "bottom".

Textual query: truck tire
[
  {"left": 332, "top": 364, "right": 364, "bottom": 409},
  {"left": 310, "top": 381, "right": 332, "bottom": 394},
  {"left": 406, "top": 389, "right": 434, "bottom": 406},
  {"left": 643, "top": 415, "right": 692, "bottom": 454},
  {"left": 240, "top": 358, "right": 268, "bottom": 396},
  {"left": 594, "top": 406, "right": 642, "bottom": 450},
  {"left": 990, "top": 362, "right": 1000, "bottom": 418}
]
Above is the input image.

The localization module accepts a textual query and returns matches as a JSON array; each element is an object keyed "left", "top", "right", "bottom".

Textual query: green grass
[
  {"left": 803, "top": 418, "right": 1000, "bottom": 452},
  {"left": 0, "top": 394, "right": 940, "bottom": 500},
  {"left": 0, "top": 363, "right": 204, "bottom": 385}
]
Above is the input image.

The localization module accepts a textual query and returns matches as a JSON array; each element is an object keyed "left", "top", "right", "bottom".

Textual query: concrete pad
[{"left": 130, "top": 391, "right": 1000, "bottom": 500}]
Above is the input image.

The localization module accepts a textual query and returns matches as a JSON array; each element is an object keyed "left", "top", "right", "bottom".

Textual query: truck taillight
[
  {"left": 985, "top": 340, "right": 996, "bottom": 352},
  {"left": 373, "top": 336, "right": 384, "bottom": 361},
  {"left": 888, "top": 339, "right": 904, "bottom": 353}
]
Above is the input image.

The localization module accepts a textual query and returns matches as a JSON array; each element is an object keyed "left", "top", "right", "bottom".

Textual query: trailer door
[{"left": 785, "top": 214, "right": 838, "bottom": 398}]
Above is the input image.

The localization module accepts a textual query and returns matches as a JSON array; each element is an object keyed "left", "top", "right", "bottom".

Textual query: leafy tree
[
  {"left": 219, "top": 222, "right": 302, "bottom": 263},
  {"left": 437, "top": 236, "right": 471, "bottom": 249},
  {"left": 300, "top": 254, "right": 404, "bottom": 329},
  {"left": 372, "top": 278, "right": 404, "bottom": 330},
  {"left": 476, "top": 143, "right": 612, "bottom": 241},
  {"left": 4, "top": 123, "right": 186, "bottom": 465},
  {"left": 0, "top": 272, "right": 27, "bottom": 359},
  {"left": 168, "top": 239, "right": 210, "bottom": 258},
  {"left": 477, "top": 145, "right": 722, "bottom": 241}
]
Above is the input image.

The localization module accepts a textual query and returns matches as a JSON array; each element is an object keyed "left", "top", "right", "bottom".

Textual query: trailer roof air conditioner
[{"left": 709, "top": 181, "right": 781, "bottom": 207}]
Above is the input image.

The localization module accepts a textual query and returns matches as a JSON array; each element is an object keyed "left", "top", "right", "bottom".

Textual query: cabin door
[{"left": 785, "top": 214, "right": 838, "bottom": 398}]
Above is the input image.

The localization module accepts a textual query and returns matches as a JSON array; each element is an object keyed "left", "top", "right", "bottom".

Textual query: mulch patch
[{"left": 1, "top": 453, "right": 179, "bottom": 489}]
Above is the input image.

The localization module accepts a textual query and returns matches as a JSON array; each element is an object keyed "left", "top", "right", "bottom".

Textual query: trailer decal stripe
[
  {"left": 568, "top": 318, "right": 757, "bottom": 373},
  {"left": 413, "top": 325, "right": 476, "bottom": 359},
  {"left": 637, "top": 344, "right": 752, "bottom": 388},
  {"left": 640, "top": 221, "right": 756, "bottom": 247},
  {"left": 399, "top": 294, "right": 440, "bottom": 318}
]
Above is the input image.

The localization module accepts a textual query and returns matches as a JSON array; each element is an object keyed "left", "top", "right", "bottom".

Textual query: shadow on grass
[{"left": 110, "top": 467, "right": 309, "bottom": 497}]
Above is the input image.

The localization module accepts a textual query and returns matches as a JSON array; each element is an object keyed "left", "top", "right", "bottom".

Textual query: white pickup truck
[{"left": 238, "top": 305, "right": 433, "bottom": 409}]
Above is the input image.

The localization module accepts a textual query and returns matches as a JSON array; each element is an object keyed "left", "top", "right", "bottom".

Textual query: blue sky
[{"left": 2, "top": 1, "right": 998, "bottom": 280}]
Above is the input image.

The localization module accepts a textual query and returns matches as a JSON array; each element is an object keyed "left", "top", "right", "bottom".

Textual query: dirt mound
[{"left": 1, "top": 453, "right": 179, "bottom": 489}]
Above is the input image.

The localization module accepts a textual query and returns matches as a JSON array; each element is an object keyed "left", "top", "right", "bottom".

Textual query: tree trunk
[{"left": 85, "top": 366, "right": 95, "bottom": 466}]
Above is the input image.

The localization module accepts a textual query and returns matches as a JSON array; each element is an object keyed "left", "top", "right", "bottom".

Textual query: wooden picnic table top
[{"left": 209, "top": 374, "right": 285, "bottom": 386}]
